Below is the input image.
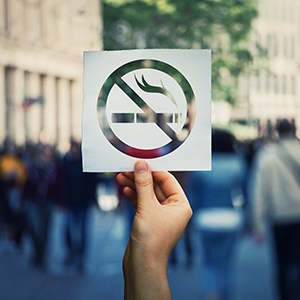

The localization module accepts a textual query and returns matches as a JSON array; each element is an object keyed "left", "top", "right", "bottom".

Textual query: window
[
  {"left": 283, "top": 36, "right": 288, "bottom": 58},
  {"left": 265, "top": 72, "right": 270, "bottom": 92},
  {"left": 291, "top": 76, "right": 296, "bottom": 95},
  {"left": 4, "top": 0, "right": 9, "bottom": 33},
  {"left": 273, "top": 34, "right": 278, "bottom": 57},
  {"left": 274, "top": 75, "right": 278, "bottom": 94},
  {"left": 266, "top": 34, "right": 272, "bottom": 57},
  {"left": 282, "top": 75, "right": 286, "bottom": 94},
  {"left": 290, "top": 36, "right": 295, "bottom": 58}
]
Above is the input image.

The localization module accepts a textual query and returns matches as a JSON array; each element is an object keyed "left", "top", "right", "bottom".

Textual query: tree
[{"left": 102, "top": 0, "right": 258, "bottom": 104}]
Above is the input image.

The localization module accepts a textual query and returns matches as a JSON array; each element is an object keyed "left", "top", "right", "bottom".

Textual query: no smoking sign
[{"left": 83, "top": 49, "right": 211, "bottom": 172}]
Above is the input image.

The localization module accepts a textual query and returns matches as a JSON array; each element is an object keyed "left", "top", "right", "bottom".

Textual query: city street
[{"left": 0, "top": 206, "right": 277, "bottom": 300}]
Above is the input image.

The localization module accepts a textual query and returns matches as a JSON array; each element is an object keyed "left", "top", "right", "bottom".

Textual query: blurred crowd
[
  {"left": 0, "top": 138, "right": 99, "bottom": 274},
  {"left": 0, "top": 117, "right": 299, "bottom": 300},
  {"left": 172, "top": 117, "right": 300, "bottom": 300}
]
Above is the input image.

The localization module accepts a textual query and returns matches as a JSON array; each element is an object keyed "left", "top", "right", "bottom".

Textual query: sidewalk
[{"left": 0, "top": 207, "right": 276, "bottom": 300}]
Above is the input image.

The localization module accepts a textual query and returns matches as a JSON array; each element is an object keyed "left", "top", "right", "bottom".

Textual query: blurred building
[
  {"left": 235, "top": 0, "right": 300, "bottom": 133},
  {"left": 0, "top": 0, "right": 102, "bottom": 150}
]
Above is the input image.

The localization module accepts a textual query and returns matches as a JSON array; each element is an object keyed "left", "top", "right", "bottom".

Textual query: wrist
[
  {"left": 123, "top": 242, "right": 171, "bottom": 300},
  {"left": 124, "top": 240, "right": 169, "bottom": 276}
]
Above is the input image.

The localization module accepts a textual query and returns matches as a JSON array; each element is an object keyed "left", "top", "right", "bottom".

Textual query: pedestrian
[
  {"left": 22, "top": 143, "right": 59, "bottom": 269},
  {"left": 59, "top": 140, "right": 97, "bottom": 274},
  {"left": 0, "top": 137, "right": 26, "bottom": 252},
  {"left": 251, "top": 118, "right": 300, "bottom": 300},
  {"left": 188, "top": 128, "right": 247, "bottom": 300},
  {"left": 169, "top": 171, "right": 194, "bottom": 269}
]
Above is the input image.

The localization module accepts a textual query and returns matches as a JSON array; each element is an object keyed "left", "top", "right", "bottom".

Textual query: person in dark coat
[
  {"left": 59, "top": 140, "right": 97, "bottom": 273},
  {"left": 0, "top": 138, "right": 26, "bottom": 251},
  {"left": 23, "top": 143, "right": 59, "bottom": 268}
]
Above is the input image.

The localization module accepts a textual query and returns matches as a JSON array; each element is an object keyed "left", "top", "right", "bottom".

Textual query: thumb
[{"left": 134, "top": 160, "right": 155, "bottom": 206}]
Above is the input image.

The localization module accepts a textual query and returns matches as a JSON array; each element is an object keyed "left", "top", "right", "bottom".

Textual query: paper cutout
[{"left": 82, "top": 49, "right": 211, "bottom": 172}]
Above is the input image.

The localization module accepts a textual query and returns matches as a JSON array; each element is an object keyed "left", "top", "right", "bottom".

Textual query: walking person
[
  {"left": 188, "top": 129, "right": 247, "bottom": 300},
  {"left": 252, "top": 118, "right": 300, "bottom": 300},
  {"left": 169, "top": 171, "right": 194, "bottom": 269},
  {"left": 0, "top": 138, "right": 26, "bottom": 252},
  {"left": 59, "top": 140, "right": 97, "bottom": 274},
  {"left": 23, "top": 144, "right": 59, "bottom": 269}
]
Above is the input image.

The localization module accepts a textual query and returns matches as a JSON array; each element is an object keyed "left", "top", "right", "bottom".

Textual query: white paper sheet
[{"left": 82, "top": 49, "right": 211, "bottom": 172}]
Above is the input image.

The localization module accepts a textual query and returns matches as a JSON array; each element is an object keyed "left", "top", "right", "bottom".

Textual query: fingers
[
  {"left": 116, "top": 172, "right": 137, "bottom": 210},
  {"left": 123, "top": 186, "right": 137, "bottom": 210},
  {"left": 154, "top": 183, "right": 166, "bottom": 202},
  {"left": 152, "top": 171, "right": 185, "bottom": 199},
  {"left": 116, "top": 161, "right": 156, "bottom": 209},
  {"left": 116, "top": 171, "right": 166, "bottom": 204},
  {"left": 116, "top": 161, "right": 187, "bottom": 208},
  {"left": 116, "top": 172, "right": 135, "bottom": 191},
  {"left": 133, "top": 161, "right": 155, "bottom": 207}
]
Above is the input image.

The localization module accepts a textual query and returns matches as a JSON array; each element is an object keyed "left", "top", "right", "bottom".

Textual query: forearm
[
  {"left": 118, "top": 161, "right": 192, "bottom": 299},
  {"left": 123, "top": 243, "right": 171, "bottom": 300}
]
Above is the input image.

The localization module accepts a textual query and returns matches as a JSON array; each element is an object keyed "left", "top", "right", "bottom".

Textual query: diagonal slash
[{"left": 114, "top": 77, "right": 177, "bottom": 140}]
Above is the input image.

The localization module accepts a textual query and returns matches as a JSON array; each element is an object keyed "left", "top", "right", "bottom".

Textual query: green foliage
[{"left": 102, "top": 0, "right": 259, "bottom": 104}]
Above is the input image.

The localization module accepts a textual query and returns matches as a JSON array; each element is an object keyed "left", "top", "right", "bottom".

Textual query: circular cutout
[{"left": 97, "top": 59, "right": 195, "bottom": 158}]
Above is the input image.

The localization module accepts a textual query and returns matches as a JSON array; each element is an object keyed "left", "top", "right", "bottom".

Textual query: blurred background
[{"left": 0, "top": 0, "right": 299, "bottom": 299}]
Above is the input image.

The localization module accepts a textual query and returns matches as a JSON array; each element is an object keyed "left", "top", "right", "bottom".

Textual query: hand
[{"left": 116, "top": 160, "right": 192, "bottom": 300}]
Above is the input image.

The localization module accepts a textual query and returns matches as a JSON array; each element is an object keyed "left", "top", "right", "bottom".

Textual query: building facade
[
  {"left": 235, "top": 0, "right": 300, "bottom": 134},
  {"left": 0, "top": 0, "right": 102, "bottom": 150}
]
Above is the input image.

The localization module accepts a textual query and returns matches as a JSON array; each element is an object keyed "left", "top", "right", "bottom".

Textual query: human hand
[{"left": 116, "top": 160, "right": 192, "bottom": 300}]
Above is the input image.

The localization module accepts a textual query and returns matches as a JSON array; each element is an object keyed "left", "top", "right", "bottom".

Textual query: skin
[{"left": 116, "top": 160, "right": 193, "bottom": 300}]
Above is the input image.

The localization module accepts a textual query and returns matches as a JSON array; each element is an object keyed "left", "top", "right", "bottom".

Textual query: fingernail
[{"left": 135, "top": 161, "right": 148, "bottom": 174}]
